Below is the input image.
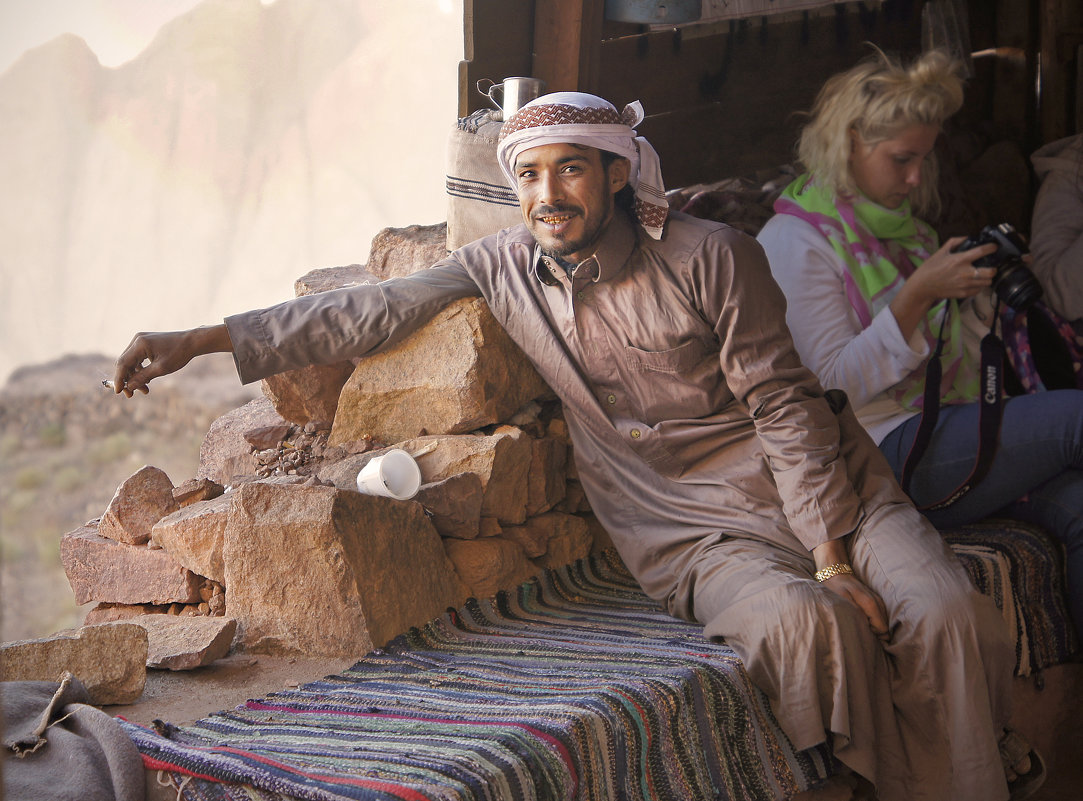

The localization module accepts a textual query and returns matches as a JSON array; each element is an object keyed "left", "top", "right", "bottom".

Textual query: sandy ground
[{"left": 105, "top": 653, "right": 352, "bottom": 728}]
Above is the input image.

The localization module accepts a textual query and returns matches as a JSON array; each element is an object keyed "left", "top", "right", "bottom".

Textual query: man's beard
[{"left": 532, "top": 201, "right": 611, "bottom": 261}]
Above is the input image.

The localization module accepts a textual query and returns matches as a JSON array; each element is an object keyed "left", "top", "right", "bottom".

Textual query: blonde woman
[{"left": 759, "top": 50, "right": 1082, "bottom": 798}]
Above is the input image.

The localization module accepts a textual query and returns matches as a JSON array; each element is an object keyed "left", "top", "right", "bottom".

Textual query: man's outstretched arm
[
  {"left": 111, "top": 257, "right": 485, "bottom": 397},
  {"left": 112, "top": 324, "right": 234, "bottom": 397}
]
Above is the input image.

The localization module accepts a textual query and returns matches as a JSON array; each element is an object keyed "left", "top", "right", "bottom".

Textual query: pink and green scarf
[{"left": 774, "top": 174, "right": 979, "bottom": 411}]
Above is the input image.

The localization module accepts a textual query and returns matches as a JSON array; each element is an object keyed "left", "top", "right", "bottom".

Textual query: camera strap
[{"left": 900, "top": 302, "right": 1006, "bottom": 511}]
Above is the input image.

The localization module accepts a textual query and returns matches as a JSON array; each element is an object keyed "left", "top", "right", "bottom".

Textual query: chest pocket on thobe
[{"left": 621, "top": 337, "right": 720, "bottom": 426}]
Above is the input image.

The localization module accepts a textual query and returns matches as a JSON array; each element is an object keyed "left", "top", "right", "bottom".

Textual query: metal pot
[{"left": 476, "top": 76, "right": 547, "bottom": 121}]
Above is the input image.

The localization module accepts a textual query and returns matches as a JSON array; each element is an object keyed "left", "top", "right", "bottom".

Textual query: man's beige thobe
[{"left": 226, "top": 210, "right": 1015, "bottom": 800}]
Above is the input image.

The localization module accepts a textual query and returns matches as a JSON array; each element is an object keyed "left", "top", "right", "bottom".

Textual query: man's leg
[
  {"left": 678, "top": 507, "right": 1014, "bottom": 801},
  {"left": 845, "top": 402, "right": 1018, "bottom": 800},
  {"left": 678, "top": 399, "right": 1017, "bottom": 801},
  {"left": 675, "top": 536, "right": 911, "bottom": 799},
  {"left": 849, "top": 500, "right": 1015, "bottom": 801}
]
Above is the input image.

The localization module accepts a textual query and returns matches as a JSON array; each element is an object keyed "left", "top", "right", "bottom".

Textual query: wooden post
[
  {"left": 532, "top": 0, "right": 605, "bottom": 93},
  {"left": 1038, "top": 0, "right": 1083, "bottom": 141}
]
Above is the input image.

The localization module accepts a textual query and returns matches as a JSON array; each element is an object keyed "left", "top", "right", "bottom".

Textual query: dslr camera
[{"left": 952, "top": 222, "right": 1043, "bottom": 311}]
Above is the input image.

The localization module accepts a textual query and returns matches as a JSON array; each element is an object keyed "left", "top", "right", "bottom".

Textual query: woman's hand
[{"left": 890, "top": 236, "right": 998, "bottom": 339}]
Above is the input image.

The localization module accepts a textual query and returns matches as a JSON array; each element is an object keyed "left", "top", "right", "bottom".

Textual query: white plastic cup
[{"left": 355, "top": 449, "right": 422, "bottom": 500}]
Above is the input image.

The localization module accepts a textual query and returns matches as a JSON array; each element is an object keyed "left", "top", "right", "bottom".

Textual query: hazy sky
[
  {"left": 0, "top": 0, "right": 218, "bottom": 73},
  {"left": 0, "top": 0, "right": 464, "bottom": 74}
]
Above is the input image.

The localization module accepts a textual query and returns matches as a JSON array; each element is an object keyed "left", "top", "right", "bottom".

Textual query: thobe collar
[{"left": 531, "top": 211, "right": 638, "bottom": 287}]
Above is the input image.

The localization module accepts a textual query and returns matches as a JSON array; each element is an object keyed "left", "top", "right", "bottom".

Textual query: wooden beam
[
  {"left": 532, "top": 0, "right": 605, "bottom": 93},
  {"left": 992, "top": 0, "right": 1037, "bottom": 147},
  {"left": 1039, "top": 0, "right": 1083, "bottom": 141}
]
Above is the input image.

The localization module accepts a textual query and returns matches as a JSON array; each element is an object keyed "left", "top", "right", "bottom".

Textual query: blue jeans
[{"left": 879, "top": 389, "right": 1083, "bottom": 638}]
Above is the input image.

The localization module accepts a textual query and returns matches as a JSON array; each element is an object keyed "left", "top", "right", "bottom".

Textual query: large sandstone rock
[
  {"left": 97, "top": 465, "right": 178, "bottom": 545},
  {"left": 261, "top": 361, "right": 355, "bottom": 426},
  {"left": 223, "top": 482, "right": 469, "bottom": 657},
  {"left": 556, "top": 479, "right": 592, "bottom": 514},
  {"left": 173, "top": 477, "right": 225, "bottom": 507},
  {"left": 500, "top": 517, "right": 554, "bottom": 558},
  {"left": 198, "top": 396, "right": 287, "bottom": 484},
  {"left": 0, "top": 624, "right": 148, "bottom": 705},
  {"left": 315, "top": 449, "right": 383, "bottom": 490},
  {"left": 329, "top": 298, "right": 549, "bottom": 446},
  {"left": 442, "top": 537, "right": 538, "bottom": 600},
  {"left": 526, "top": 435, "right": 568, "bottom": 516},
  {"left": 530, "top": 513, "right": 593, "bottom": 569},
  {"left": 151, "top": 493, "right": 233, "bottom": 584},
  {"left": 293, "top": 263, "right": 375, "bottom": 296},
  {"left": 365, "top": 223, "right": 448, "bottom": 280},
  {"left": 416, "top": 472, "right": 484, "bottom": 538},
  {"left": 61, "top": 521, "right": 204, "bottom": 606},
  {"left": 501, "top": 512, "right": 592, "bottom": 567},
  {"left": 130, "top": 615, "right": 237, "bottom": 670},
  {"left": 397, "top": 427, "right": 533, "bottom": 524},
  {"left": 583, "top": 514, "right": 616, "bottom": 553}
]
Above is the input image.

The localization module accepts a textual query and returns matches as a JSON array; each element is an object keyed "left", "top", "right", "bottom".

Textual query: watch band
[{"left": 814, "top": 563, "right": 854, "bottom": 583}]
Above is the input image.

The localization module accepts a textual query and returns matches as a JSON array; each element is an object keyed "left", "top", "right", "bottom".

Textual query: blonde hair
[{"left": 797, "top": 49, "right": 965, "bottom": 216}]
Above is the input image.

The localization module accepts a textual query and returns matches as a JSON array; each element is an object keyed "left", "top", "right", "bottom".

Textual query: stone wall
[{"left": 55, "top": 222, "right": 612, "bottom": 672}]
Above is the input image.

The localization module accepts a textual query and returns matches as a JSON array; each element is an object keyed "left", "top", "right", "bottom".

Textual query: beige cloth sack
[{"left": 445, "top": 109, "right": 523, "bottom": 251}]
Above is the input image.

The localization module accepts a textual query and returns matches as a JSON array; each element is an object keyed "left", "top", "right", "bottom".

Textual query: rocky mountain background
[
  {"left": 0, "top": 0, "right": 461, "bottom": 641},
  {"left": 0, "top": 352, "right": 259, "bottom": 641},
  {"left": 0, "top": 0, "right": 461, "bottom": 386}
]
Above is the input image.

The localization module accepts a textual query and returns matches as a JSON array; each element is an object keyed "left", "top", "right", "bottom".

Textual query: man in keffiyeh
[
  {"left": 114, "top": 91, "right": 1014, "bottom": 801},
  {"left": 496, "top": 91, "right": 669, "bottom": 244}
]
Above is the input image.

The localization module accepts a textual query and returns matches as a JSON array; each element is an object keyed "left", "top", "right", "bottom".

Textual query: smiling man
[
  {"left": 513, "top": 143, "right": 626, "bottom": 260},
  {"left": 113, "top": 92, "right": 1016, "bottom": 801}
]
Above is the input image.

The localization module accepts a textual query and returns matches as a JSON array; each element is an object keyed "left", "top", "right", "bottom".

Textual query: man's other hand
[
  {"left": 821, "top": 572, "right": 891, "bottom": 641},
  {"left": 811, "top": 538, "right": 890, "bottom": 641}
]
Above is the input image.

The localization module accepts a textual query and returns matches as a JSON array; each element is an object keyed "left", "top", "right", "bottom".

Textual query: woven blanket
[
  {"left": 942, "top": 517, "right": 1078, "bottom": 677},
  {"left": 121, "top": 520, "right": 1076, "bottom": 801},
  {"left": 123, "top": 550, "right": 832, "bottom": 801}
]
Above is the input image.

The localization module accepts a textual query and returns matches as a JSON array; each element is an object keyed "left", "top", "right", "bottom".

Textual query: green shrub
[
  {"left": 0, "top": 489, "right": 37, "bottom": 528},
  {"left": 53, "top": 465, "right": 86, "bottom": 493},
  {"left": 0, "top": 534, "right": 26, "bottom": 562},
  {"left": 38, "top": 422, "right": 66, "bottom": 447},
  {"left": 88, "top": 432, "right": 132, "bottom": 465},
  {"left": 14, "top": 468, "right": 46, "bottom": 491},
  {"left": 0, "top": 433, "right": 20, "bottom": 458},
  {"left": 35, "top": 532, "right": 61, "bottom": 566}
]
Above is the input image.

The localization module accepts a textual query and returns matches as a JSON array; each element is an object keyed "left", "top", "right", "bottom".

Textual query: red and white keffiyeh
[{"left": 497, "top": 92, "right": 668, "bottom": 239}]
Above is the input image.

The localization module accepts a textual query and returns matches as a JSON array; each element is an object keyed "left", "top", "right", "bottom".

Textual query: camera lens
[{"left": 994, "top": 262, "right": 1043, "bottom": 311}]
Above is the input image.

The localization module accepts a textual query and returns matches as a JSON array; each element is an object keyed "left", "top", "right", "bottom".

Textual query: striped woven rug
[
  {"left": 122, "top": 550, "right": 832, "bottom": 801},
  {"left": 121, "top": 519, "right": 1076, "bottom": 801},
  {"left": 943, "top": 517, "right": 1077, "bottom": 677}
]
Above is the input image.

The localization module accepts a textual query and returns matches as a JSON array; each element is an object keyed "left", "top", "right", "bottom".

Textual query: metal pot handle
[{"left": 475, "top": 78, "right": 502, "bottom": 110}]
